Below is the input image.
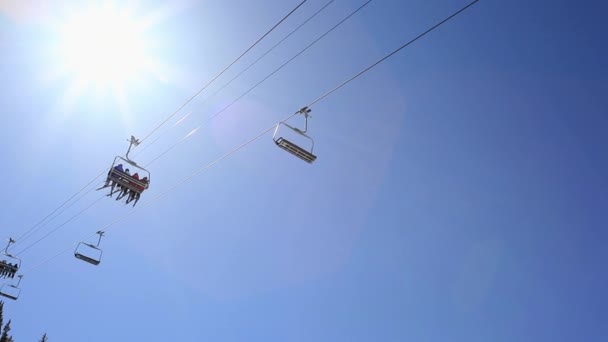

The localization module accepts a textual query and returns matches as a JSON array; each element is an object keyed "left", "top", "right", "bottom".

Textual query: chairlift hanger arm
[
  {"left": 276, "top": 107, "right": 311, "bottom": 133},
  {"left": 297, "top": 107, "right": 311, "bottom": 133},
  {"left": 125, "top": 136, "right": 141, "bottom": 162},
  {"left": 3, "top": 238, "right": 15, "bottom": 255},
  {"left": 96, "top": 231, "right": 105, "bottom": 247}
]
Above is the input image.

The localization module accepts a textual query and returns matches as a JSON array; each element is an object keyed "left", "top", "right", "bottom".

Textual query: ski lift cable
[
  {"left": 14, "top": 194, "right": 107, "bottom": 257},
  {"left": 130, "top": 111, "right": 193, "bottom": 159},
  {"left": 95, "top": 0, "right": 481, "bottom": 240},
  {"left": 143, "top": 0, "right": 373, "bottom": 168},
  {"left": 306, "top": 0, "right": 482, "bottom": 108},
  {"left": 5, "top": 1, "right": 307, "bottom": 247},
  {"left": 13, "top": 135, "right": 177, "bottom": 251},
  {"left": 143, "top": 128, "right": 199, "bottom": 168},
  {"left": 204, "top": 0, "right": 372, "bottom": 125},
  {"left": 13, "top": 107, "right": 231, "bottom": 253},
  {"left": 14, "top": 112, "right": 219, "bottom": 254},
  {"left": 20, "top": 114, "right": 297, "bottom": 275},
  {"left": 20, "top": 0, "right": 482, "bottom": 276},
  {"left": 130, "top": 0, "right": 337, "bottom": 158},
  {"left": 136, "top": 0, "right": 309, "bottom": 146},
  {"left": 13, "top": 132, "right": 187, "bottom": 255},
  {"left": 11, "top": 168, "right": 108, "bottom": 244},
  {"left": 13, "top": 125, "right": 202, "bottom": 255},
  {"left": 14, "top": 184, "right": 99, "bottom": 247},
  {"left": 194, "top": 0, "right": 338, "bottom": 117}
]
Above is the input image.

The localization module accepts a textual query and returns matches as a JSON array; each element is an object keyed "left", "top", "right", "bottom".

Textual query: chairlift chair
[
  {"left": 1, "top": 238, "right": 21, "bottom": 272},
  {"left": 105, "top": 156, "right": 151, "bottom": 194},
  {"left": 74, "top": 231, "right": 104, "bottom": 266},
  {"left": 97, "top": 136, "right": 151, "bottom": 198},
  {"left": 273, "top": 107, "right": 317, "bottom": 163},
  {"left": 0, "top": 275, "right": 23, "bottom": 301}
]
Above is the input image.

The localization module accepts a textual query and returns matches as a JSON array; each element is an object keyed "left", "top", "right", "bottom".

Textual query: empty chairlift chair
[
  {"left": 273, "top": 107, "right": 317, "bottom": 163},
  {"left": 0, "top": 275, "right": 23, "bottom": 301},
  {"left": 74, "top": 231, "right": 105, "bottom": 266}
]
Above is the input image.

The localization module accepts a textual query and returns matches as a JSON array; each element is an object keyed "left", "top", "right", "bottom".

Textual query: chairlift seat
[
  {"left": 0, "top": 291, "right": 18, "bottom": 300},
  {"left": 275, "top": 137, "right": 317, "bottom": 163},
  {"left": 75, "top": 252, "right": 101, "bottom": 266}
]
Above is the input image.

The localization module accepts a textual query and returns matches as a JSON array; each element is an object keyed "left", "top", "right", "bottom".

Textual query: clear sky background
[{"left": 0, "top": 0, "right": 607, "bottom": 341}]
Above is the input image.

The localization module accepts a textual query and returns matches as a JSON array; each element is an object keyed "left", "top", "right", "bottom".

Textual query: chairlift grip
[{"left": 95, "top": 231, "right": 105, "bottom": 247}]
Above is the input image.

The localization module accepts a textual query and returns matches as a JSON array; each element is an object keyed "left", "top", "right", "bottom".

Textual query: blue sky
[{"left": 1, "top": 0, "right": 607, "bottom": 341}]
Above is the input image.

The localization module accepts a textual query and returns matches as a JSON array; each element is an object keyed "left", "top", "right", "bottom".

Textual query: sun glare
[{"left": 56, "top": 5, "right": 157, "bottom": 92}]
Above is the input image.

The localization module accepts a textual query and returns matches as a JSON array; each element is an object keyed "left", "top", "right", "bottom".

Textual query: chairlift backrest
[
  {"left": 105, "top": 156, "right": 151, "bottom": 194},
  {"left": 0, "top": 284, "right": 20, "bottom": 300},
  {"left": 0, "top": 275, "right": 22, "bottom": 300},
  {"left": 112, "top": 156, "right": 150, "bottom": 181}
]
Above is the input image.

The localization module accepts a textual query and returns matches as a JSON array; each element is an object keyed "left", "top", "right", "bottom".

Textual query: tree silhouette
[
  {"left": 0, "top": 300, "right": 45, "bottom": 341},
  {"left": 0, "top": 319, "right": 13, "bottom": 342},
  {"left": 0, "top": 301, "right": 3, "bottom": 335},
  {"left": 0, "top": 302, "right": 9, "bottom": 342}
]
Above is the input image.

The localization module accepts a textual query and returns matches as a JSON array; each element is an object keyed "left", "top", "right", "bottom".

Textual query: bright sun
[{"left": 56, "top": 4, "right": 159, "bottom": 93}]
